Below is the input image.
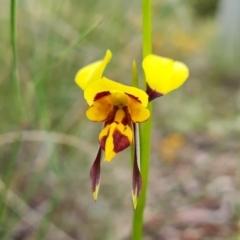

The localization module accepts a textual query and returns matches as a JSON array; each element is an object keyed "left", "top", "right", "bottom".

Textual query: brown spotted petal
[
  {"left": 146, "top": 83, "right": 164, "bottom": 102},
  {"left": 90, "top": 147, "right": 102, "bottom": 201},
  {"left": 99, "top": 108, "right": 133, "bottom": 162},
  {"left": 132, "top": 123, "right": 142, "bottom": 209},
  {"left": 113, "top": 124, "right": 132, "bottom": 152},
  {"left": 103, "top": 122, "right": 133, "bottom": 161},
  {"left": 86, "top": 91, "right": 112, "bottom": 122}
]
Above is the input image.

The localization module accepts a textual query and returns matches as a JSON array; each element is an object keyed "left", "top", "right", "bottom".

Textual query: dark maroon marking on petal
[
  {"left": 122, "top": 106, "right": 131, "bottom": 126},
  {"left": 104, "top": 105, "right": 119, "bottom": 123},
  {"left": 125, "top": 93, "right": 141, "bottom": 103},
  {"left": 105, "top": 106, "right": 118, "bottom": 125},
  {"left": 113, "top": 129, "right": 131, "bottom": 153},
  {"left": 132, "top": 123, "right": 142, "bottom": 198},
  {"left": 90, "top": 147, "right": 102, "bottom": 194},
  {"left": 146, "top": 84, "right": 163, "bottom": 102},
  {"left": 94, "top": 91, "right": 111, "bottom": 101}
]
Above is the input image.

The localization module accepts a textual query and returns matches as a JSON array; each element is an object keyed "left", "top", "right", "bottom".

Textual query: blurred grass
[
  {"left": 1, "top": 0, "right": 240, "bottom": 239},
  {"left": 10, "top": 0, "right": 25, "bottom": 121}
]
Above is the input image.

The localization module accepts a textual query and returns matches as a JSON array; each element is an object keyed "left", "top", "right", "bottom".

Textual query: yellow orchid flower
[{"left": 75, "top": 49, "right": 189, "bottom": 206}]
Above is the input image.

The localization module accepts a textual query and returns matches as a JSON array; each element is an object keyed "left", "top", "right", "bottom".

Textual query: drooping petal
[
  {"left": 127, "top": 95, "right": 150, "bottom": 123},
  {"left": 90, "top": 147, "right": 102, "bottom": 201},
  {"left": 132, "top": 123, "right": 142, "bottom": 209},
  {"left": 84, "top": 77, "right": 149, "bottom": 107},
  {"left": 142, "top": 54, "right": 189, "bottom": 99},
  {"left": 86, "top": 92, "right": 112, "bottom": 122},
  {"left": 75, "top": 50, "right": 112, "bottom": 90},
  {"left": 132, "top": 158, "right": 142, "bottom": 209}
]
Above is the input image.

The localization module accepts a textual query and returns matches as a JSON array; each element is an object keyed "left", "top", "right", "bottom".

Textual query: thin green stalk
[
  {"left": 142, "top": 0, "right": 152, "bottom": 57},
  {"left": 10, "top": 0, "right": 25, "bottom": 120},
  {"left": 132, "top": 0, "right": 152, "bottom": 239}
]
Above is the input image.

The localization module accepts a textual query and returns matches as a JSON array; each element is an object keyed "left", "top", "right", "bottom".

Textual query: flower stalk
[{"left": 131, "top": 0, "right": 152, "bottom": 239}]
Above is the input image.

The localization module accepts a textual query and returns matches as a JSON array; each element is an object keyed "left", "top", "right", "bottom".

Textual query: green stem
[
  {"left": 142, "top": 0, "right": 152, "bottom": 57},
  {"left": 10, "top": 0, "right": 25, "bottom": 120},
  {"left": 132, "top": 0, "right": 152, "bottom": 239}
]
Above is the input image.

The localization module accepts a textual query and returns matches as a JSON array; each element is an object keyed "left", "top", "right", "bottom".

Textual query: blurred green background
[{"left": 1, "top": 0, "right": 240, "bottom": 239}]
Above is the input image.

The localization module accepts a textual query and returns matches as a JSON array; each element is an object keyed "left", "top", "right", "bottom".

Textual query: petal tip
[
  {"left": 104, "top": 152, "right": 116, "bottom": 162},
  {"left": 106, "top": 49, "right": 112, "bottom": 61},
  {"left": 93, "top": 184, "right": 100, "bottom": 201},
  {"left": 132, "top": 191, "right": 138, "bottom": 210},
  {"left": 90, "top": 148, "right": 102, "bottom": 201}
]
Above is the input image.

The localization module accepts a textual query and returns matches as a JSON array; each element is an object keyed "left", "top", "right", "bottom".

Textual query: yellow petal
[
  {"left": 142, "top": 54, "right": 189, "bottom": 94},
  {"left": 84, "top": 77, "right": 149, "bottom": 107},
  {"left": 104, "top": 122, "right": 116, "bottom": 161},
  {"left": 99, "top": 109, "right": 133, "bottom": 162},
  {"left": 75, "top": 50, "right": 112, "bottom": 90},
  {"left": 104, "top": 122, "right": 133, "bottom": 161},
  {"left": 127, "top": 95, "right": 150, "bottom": 123},
  {"left": 86, "top": 94, "right": 112, "bottom": 122}
]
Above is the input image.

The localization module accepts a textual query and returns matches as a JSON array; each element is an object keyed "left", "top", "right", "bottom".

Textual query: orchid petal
[
  {"left": 84, "top": 77, "right": 149, "bottom": 107},
  {"left": 75, "top": 50, "right": 112, "bottom": 90},
  {"left": 86, "top": 92, "right": 112, "bottom": 122},
  {"left": 99, "top": 109, "right": 133, "bottom": 161},
  {"left": 127, "top": 95, "right": 150, "bottom": 123},
  {"left": 142, "top": 54, "right": 189, "bottom": 99},
  {"left": 90, "top": 147, "right": 102, "bottom": 201}
]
